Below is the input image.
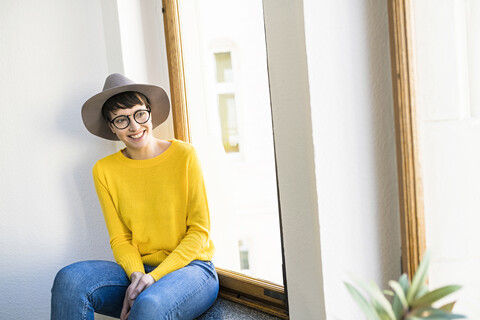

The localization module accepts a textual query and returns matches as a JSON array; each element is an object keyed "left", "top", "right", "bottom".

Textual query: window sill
[{"left": 215, "top": 267, "right": 288, "bottom": 319}]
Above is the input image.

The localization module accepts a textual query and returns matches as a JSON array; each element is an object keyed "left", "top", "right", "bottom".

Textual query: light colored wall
[
  {"left": 303, "top": 1, "right": 402, "bottom": 318},
  {"left": 413, "top": 0, "right": 480, "bottom": 317},
  {"left": 1, "top": 1, "right": 113, "bottom": 319},
  {"left": 264, "top": 0, "right": 402, "bottom": 318},
  {"left": 0, "top": 0, "right": 401, "bottom": 319},
  {"left": 263, "top": 1, "right": 326, "bottom": 318},
  {"left": 0, "top": 1, "right": 171, "bottom": 319}
]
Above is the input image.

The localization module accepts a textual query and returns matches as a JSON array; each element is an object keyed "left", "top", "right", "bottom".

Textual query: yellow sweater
[{"left": 92, "top": 139, "right": 215, "bottom": 281}]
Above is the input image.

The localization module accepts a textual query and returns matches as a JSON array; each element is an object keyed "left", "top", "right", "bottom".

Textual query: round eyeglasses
[{"left": 110, "top": 109, "right": 151, "bottom": 129}]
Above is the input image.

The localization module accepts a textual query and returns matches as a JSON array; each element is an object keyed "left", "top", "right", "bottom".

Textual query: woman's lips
[{"left": 129, "top": 130, "right": 145, "bottom": 140}]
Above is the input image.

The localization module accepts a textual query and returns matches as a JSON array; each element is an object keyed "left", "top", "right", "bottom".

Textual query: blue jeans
[{"left": 51, "top": 260, "right": 219, "bottom": 320}]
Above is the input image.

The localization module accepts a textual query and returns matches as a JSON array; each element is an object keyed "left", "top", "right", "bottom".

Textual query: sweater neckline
[{"left": 114, "top": 139, "right": 178, "bottom": 167}]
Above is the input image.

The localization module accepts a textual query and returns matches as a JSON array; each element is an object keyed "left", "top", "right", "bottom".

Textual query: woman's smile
[{"left": 129, "top": 130, "right": 146, "bottom": 140}]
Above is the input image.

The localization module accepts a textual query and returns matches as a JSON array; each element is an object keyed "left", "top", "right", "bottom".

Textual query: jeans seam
[{"left": 82, "top": 281, "right": 129, "bottom": 320}]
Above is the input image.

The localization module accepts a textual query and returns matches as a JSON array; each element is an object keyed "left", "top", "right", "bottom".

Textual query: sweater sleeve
[
  {"left": 93, "top": 163, "right": 145, "bottom": 279},
  {"left": 148, "top": 148, "right": 213, "bottom": 281}
]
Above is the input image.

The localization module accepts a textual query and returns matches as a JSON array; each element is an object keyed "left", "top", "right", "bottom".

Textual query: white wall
[
  {"left": 413, "top": 0, "right": 480, "bottom": 317},
  {"left": 0, "top": 1, "right": 171, "bottom": 319},
  {"left": 263, "top": 1, "right": 326, "bottom": 317},
  {"left": 0, "top": 0, "right": 401, "bottom": 319},
  {"left": 0, "top": 1, "right": 113, "bottom": 319},
  {"left": 264, "top": 0, "right": 402, "bottom": 319},
  {"left": 303, "top": 1, "right": 402, "bottom": 318}
]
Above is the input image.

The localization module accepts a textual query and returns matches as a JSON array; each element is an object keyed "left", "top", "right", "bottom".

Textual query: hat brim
[{"left": 81, "top": 83, "right": 170, "bottom": 141}]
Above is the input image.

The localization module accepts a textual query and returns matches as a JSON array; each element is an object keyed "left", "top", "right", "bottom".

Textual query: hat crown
[{"left": 102, "top": 73, "right": 135, "bottom": 91}]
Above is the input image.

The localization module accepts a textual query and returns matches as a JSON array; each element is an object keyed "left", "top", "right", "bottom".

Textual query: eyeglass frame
[{"left": 109, "top": 108, "right": 152, "bottom": 130}]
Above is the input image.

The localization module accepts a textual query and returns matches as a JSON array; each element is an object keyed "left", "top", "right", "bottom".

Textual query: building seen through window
[
  {"left": 178, "top": 0, "right": 283, "bottom": 285},
  {"left": 214, "top": 52, "right": 239, "bottom": 153},
  {"left": 218, "top": 93, "right": 239, "bottom": 153},
  {"left": 215, "top": 52, "right": 233, "bottom": 83}
]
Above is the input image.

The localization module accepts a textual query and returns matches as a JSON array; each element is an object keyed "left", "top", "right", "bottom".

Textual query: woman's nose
[{"left": 128, "top": 117, "right": 140, "bottom": 131}]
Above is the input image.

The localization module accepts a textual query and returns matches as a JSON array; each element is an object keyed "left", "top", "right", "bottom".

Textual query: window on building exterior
[
  {"left": 215, "top": 52, "right": 239, "bottom": 153},
  {"left": 218, "top": 93, "right": 240, "bottom": 153},
  {"left": 238, "top": 239, "right": 250, "bottom": 271},
  {"left": 215, "top": 52, "right": 233, "bottom": 83}
]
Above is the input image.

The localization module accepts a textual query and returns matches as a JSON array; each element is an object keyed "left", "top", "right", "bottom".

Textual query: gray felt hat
[{"left": 81, "top": 73, "right": 170, "bottom": 141}]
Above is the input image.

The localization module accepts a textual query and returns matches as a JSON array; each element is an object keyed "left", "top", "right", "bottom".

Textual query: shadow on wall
[
  {"left": 0, "top": 82, "right": 118, "bottom": 319},
  {"left": 56, "top": 88, "right": 116, "bottom": 265},
  {"left": 363, "top": 0, "right": 402, "bottom": 286}
]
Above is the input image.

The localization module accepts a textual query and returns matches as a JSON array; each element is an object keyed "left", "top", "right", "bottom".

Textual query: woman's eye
[{"left": 115, "top": 118, "right": 126, "bottom": 124}]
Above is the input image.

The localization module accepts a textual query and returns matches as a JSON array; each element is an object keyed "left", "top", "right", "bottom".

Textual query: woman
[{"left": 51, "top": 73, "right": 218, "bottom": 320}]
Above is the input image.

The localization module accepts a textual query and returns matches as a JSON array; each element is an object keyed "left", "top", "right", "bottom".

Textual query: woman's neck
[{"left": 123, "top": 139, "right": 171, "bottom": 160}]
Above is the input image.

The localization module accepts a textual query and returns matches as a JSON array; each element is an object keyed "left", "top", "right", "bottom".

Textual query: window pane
[
  {"left": 218, "top": 93, "right": 240, "bottom": 153},
  {"left": 215, "top": 52, "right": 233, "bottom": 83},
  {"left": 178, "top": 0, "right": 283, "bottom": 285}
]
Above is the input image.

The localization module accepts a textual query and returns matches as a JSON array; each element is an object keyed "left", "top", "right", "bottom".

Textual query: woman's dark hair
[{"left": 102, "top": 91, "right": 150, "bottom": 122}]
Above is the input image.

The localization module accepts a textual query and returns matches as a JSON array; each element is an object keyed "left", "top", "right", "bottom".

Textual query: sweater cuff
[
  {"left": 148, "top": 254, "right": 185, "bottom": 281},
  {"left": 119, "top": 255, "right": 145, "bottom": 279}
]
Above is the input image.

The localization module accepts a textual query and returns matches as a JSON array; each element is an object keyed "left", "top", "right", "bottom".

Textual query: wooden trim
[
  {"left": 216, "top": 268, "right": 289, "bottom": 319},
  {"left": 162, "top": 0, "right": 190, "bottom": 142},
  {"left": 162, "top": 1, "right": 288, "bottom": 318},
  {"left": 387, "top": 0, "right": 426, "bottom": 278}
]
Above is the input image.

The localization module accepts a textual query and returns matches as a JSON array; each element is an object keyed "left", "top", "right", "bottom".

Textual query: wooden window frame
[
  {"left": 162, "top": 1, "right": 288, "bottom": 318},
  {"left": 387, "top": 0, "right": 426, "bottom": 279}
]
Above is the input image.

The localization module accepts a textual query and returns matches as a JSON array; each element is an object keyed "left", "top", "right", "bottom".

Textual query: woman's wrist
[{"left": 130, "top": 271, "right": 144, "bottom": 281}]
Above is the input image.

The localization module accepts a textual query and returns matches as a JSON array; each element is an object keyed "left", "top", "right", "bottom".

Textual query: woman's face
[{"left": 109, "top": 104, "right": 154, "bottom": 151}]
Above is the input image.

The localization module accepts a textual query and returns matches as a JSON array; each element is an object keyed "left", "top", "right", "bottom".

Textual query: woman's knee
[
  {"left": 52, "top": 260, "right": 122, "bottom": 296},
  {"left": 129, "top": 275, "right": 219, "bottom": 319},
  {"left": 52, "top": 262, "right": 90, "bottom": 296},
  {"left": 129, "top": 293, "right": 167, "bottom": 319},
  {"left": 52, "top": 261, "right": 128, "bottom": 319}
]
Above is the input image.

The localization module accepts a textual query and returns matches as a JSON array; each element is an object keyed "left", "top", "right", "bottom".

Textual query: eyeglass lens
[{"left": 112, "top": 109, "right": 150, "bottom": 129}]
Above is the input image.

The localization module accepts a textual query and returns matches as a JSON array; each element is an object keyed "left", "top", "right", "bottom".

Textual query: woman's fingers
[
  {"left": 121, "top": 273, "right": 156, "bottom": 319},
  {"left": 129, "top": 274, "right": 155, "bottom": 300},
  {"left": 120, "top": 294, "right": 131, "bottom": 320},
  {"left": 121, "top": 272, "right": 143, "bottom": 319}
]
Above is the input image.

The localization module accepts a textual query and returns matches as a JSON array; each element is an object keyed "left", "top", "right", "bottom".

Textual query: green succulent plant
[{"left": 344, "top": 251, "right": 465, "bottom": 320}]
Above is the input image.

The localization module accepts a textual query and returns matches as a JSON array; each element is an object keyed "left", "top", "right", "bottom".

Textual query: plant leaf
[
  {"left": 344, "top": 282, "right": 381, "bottom": 320},
  {"left": 384, "top": 289, "right": 394, "bottom": 297},
  {"left": 363, "top": 280, "right": 397, "bottom": 320},
  {"left": 438, "top": 301, "right": 456, "bottom": 313},
  {"left": 398, "top": 273, "right": 410, "bottom": 294},
  {"left": 415, "top": 284, "right": 429, "bottom": 301},
  {"left": 372, "top": 300, "right": 392, "bottom": 320},
  {"left": 396, "top": 272, "right": 411, "bottom": 318},
  {"left": 389, "top": 280, "right": 408, "bottom": 319},
  {"left": 392, "top": 298, "right": 403, "bottom": 320},
  {"left": 410, "top": 307, "right": 466, "bottom": 319},
  {"left": 412, "top": 285, "right": 462, "bottom": 309},
  {"left": 407, "top": 251, "right": 431, "bottom": 304},
  {"left": 348, "top": 275, "right": 396, "bottom": 320}
]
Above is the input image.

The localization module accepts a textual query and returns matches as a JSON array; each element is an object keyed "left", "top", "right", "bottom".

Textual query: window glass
[
  {"left": 178, "top": 0, "right": 283, "bottom": 284},
  {"left": 215, "top": 52, "right": 233, "bottom": 83},
  {"left": 218, "top": 93, "right": 239, "bottom": 153}
]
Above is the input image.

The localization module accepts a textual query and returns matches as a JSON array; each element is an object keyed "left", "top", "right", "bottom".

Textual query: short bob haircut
[{"left": 102, "top": 91, "right": 150, "bottom": 122}]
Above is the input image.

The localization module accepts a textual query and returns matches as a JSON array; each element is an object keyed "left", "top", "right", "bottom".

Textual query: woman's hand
[{"left": 120, "top": 272, "right": 155, "bottom": 320}]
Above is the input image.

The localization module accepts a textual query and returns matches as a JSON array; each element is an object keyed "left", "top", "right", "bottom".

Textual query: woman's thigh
[
  {"left": 129, "top": 260, "right": 219, "bottom": 320},
  {"left": 51, "top": 260, "right": 129, "bottom": 320}
]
